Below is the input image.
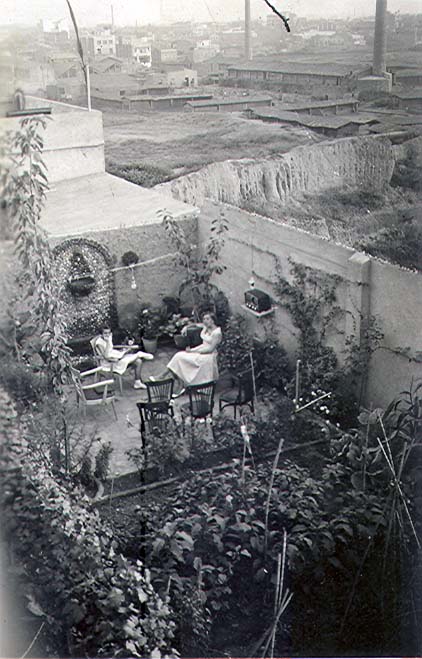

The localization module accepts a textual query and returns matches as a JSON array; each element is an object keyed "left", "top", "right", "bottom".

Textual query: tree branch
[{"left": 261, "top": 0, "right": 291, "bottom": 32}]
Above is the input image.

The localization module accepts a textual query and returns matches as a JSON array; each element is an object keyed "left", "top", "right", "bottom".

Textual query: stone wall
[
  {"left": 198, "top": 200, "right": 422, "bottom": 409},
  {"left": 159, "top": 135, "right": 395, "bottom": 209}
]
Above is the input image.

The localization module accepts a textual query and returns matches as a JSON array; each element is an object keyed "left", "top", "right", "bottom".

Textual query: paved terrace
[{"left": 67, "top": 346, "right": 228, "bottom": 478}]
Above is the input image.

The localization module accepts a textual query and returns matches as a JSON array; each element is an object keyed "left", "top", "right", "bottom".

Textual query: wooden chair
[
  {"left": 180, "top": 381, "right": 216, "bottom": 440},
  {"left": 70, "top": 366, "right": 117, "bottom": 420},
  {"left": 219, "top": 368, "right": 255, "bottom": 419},
  {"left": 90, "top": 336, "right": 140, "bottom": 393}
]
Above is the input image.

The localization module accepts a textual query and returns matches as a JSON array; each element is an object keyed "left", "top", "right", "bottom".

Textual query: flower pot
[{"left": 142, "top": 337, "right": 158, "bottom": 354}]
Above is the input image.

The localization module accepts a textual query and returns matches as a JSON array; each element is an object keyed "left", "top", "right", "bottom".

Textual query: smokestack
[
  {"left": 111, "top": 4, "right": 114, "bottom": 31},
  {"left": 245, "top": 0, "right": 252, "bottom": 61},
  {"left": 373, "top": 0, "right": 387, "bottom": 76}
]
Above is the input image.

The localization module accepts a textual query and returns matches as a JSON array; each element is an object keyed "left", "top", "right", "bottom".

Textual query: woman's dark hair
[{"left": 202, "top": 311, "right": 218, "bottom": 325}]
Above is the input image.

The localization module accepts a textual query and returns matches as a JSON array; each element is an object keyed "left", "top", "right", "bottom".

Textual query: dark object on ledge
[
  {"left": 244, "top": 288, "right": 272, "bottom": 313},
  {"left": 121, "top": 250, "right": 139, "bottom": 267},
  {"left": 6, "top": 107, "right": 52, "bottom": 117},
  {"left": 67, "top": 275, "right": 96, "bottom": 297}
]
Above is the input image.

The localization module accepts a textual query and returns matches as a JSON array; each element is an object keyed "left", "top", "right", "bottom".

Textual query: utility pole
[{"left": 245, "top": 0, "right": 252, "bottom": 61}]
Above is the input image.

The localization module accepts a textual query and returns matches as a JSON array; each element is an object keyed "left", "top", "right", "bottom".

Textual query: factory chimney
[
  {"left": 373, "top": 0, "right": 387, "bottom": 76},
  {"left": 245, "top": 0, "right": 252, "bottom": 61}
]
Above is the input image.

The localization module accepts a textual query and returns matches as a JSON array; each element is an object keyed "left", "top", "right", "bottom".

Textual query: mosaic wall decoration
[{"left": 53, "top": 238, "right": 115, "bottom": 338}]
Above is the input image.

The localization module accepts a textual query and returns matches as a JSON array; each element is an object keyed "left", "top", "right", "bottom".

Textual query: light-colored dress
[{"left": 167, "top": 326, "right": 222, "bottom": 386}]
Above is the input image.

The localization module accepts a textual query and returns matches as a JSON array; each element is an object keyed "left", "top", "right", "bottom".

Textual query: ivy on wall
[
  {"left": 274, "top": 259, "right": 383, "bottom": 425},
  {"left": 53, "top": 238, "right": 116, "bottom": 337}
]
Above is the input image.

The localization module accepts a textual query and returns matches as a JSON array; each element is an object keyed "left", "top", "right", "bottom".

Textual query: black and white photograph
[{"left": 0, "top": 0, "right": 421, "bottom": 657}]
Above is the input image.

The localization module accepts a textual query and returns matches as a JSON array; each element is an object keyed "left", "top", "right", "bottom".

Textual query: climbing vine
[
  {"left": 0, "top": 116, "right": 71, "bottom": 390},
  {"left": 274, "top": 259, "right": 383, "bottom": 424}
]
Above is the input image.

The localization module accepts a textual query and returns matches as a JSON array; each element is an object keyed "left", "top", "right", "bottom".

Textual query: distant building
[
  {"left": 226, "top": 62, "right": 365, "bottom": 95},
  {"left": 394, "top": 69, "right": 422, "bottom": 88},
  {"left": 152, "top": 47, "right": 179, "bottom": 65},
  {"left": 132, "top": 41, "right": 152, "bottom": 68},
  {"left": 392, "top": 88, "right": 422, "bottom": 113},
  {"left": 196, "top": 53, "right": 240, "bottom": 81},
  {"left": 185, "top": 96, "right": 273, "bottom": 113},
  {"left": 116, "top": 37, "right": 133, "bottom": 60},
  {"left": 39, "top": 19, "right": 70, "bottom": 47},
  {"left": 192, "top": 45, "right": 220, "bottom": 64},
  {"left": 81, "top": 28, "right": 116, "bottom": 58},
  {"left": 91, "top": 56, "right": 123, "bottom": 74},
  {"left": 160, "top": 65, "right": 198, "bottom": 88}
]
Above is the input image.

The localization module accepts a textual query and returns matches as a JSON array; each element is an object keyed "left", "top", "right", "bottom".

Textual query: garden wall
[
  {"left": 50, "top": 215, "right": 197, "bottom": 331},
  {"left": 198, "top": 200, "right": 422, "bottom": 408},
  {"left": 2, "top": 97, "right": 105, "bottom": 184}
]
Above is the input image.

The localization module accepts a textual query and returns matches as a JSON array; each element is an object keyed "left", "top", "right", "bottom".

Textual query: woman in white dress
[{"left": 151, "top": 312, "right": 222, "bottom": 396}]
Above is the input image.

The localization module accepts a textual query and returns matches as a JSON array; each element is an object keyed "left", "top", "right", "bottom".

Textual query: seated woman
[
  {"left": 151, "top": 312, "right": 222, "bottom": 397},
  {"left": 92, "top": 327, "right": 154, "bottom": 389}
]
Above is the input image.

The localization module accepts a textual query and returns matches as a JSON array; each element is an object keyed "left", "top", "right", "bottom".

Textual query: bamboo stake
[
  {"left": 264, "top": 436, "right": 285, "bottom": 556},
  {"left": 375, "top": 415, "right": 421, "bottom": 549},
  {"left": 249, "top": 350, "right": 258, "bottom": 416},
  {"left": 294, "top": 391, "right": 331, "bottom": 414},
  {"left": 294, "top": 359, "right": 301, "bottom": 409}
]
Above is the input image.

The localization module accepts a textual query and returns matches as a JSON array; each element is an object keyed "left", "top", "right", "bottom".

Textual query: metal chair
[
  {"left": 136, "top": 400, "right": 175, "bottom": 446},
  {"left": 90, "top": 336, "right": 140, "bottom": 393},
  {"left": 70, "top": 366, "right": 117, "bottom": 420},
  {"left": 219, "top": 368, "right": 255, "bottom": 419},
  {"left": 146, "top": 378, "right": 174, "bottom": 406},
  {"left": 180, "top": 381, "right": 216, "bottom": 440},
  {"left": 136, "top": 378, "right": 175, "bottom": 445}
]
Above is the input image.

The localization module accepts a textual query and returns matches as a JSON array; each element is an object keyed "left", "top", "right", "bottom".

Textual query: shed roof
[
  {"left": 40, "top": 173, "right": 197, "bottom": 237},
  {"left": 251, "top": 108, "right": 378, "bottom": 129},
  {"left": 186, "top": 96, "right": 272, "bottom": 108},
  {"left": 227, "top": 61, "right": 363, "bottom": 77}
]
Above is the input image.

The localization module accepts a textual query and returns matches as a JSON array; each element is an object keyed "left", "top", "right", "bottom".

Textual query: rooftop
[
  {"left": 227, "top": 61, "right": 365, "bottom": 77},
  {"left": 186, "top": 96, "right": 272, "bottom": 107},
  {"left": 251, "top": 109, "right": 378, "bottom": 130},
  {"left": 40, "top": 172, "right": 197, "bottom": 237}
]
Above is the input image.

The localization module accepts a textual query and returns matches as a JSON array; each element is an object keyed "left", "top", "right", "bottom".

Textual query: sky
[{"left": 1, "top": 0, "right": 421, "bottom": 28}]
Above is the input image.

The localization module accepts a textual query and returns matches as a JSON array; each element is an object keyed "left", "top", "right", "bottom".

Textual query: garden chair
[
  {"left": 136, "top": 400, "right": 175, "bottom": 446},
  {"left": 70, "top": 366, "right": 118, "bottom": 420},
  {"left": 90, "top": 336, "right": 140, "bottom": 393},
  {"left": 180, "top": 381, "right": 216, "bottom": 441},
  {"left": 219, "top": 368, "right": 255, "bottom": 419}
]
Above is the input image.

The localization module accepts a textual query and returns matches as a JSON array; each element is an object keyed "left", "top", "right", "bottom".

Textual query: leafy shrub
[
  {"left": 0, "top": 359, "right": 48, "bottom": 408},
  {"left": 390, "top": 144, "right": 422, "bottom": 192},
  {"left": 355, "top": 222, "right": 422, "bottom": 271},
  {"left": 253, "top": 337, "right": 292, "bottom": 391},
  {"left": 106, "top": 161, "right": 173, "bottom": 187},
  {"left": 118, "top": 455, "right": 395, "bottom": 655},
  {"left": 218, "top": 314, "right": 253, "bottom": 373},
  {"left": 0, "top": 388, "right": 175, "bottom": 657}
]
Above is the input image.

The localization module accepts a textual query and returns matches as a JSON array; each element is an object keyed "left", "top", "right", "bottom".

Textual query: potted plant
[
  {"left": 139, "top": 307, "right": 163, "bottom": 354},
  {"left": 158, "top": 313, "right": 193, "bottom": 347}
]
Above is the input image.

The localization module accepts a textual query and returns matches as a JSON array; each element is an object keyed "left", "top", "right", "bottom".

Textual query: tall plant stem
[
  {"left": 264, "top": 435, "right": 285, "bottom": 557},
  {"left": 376, "top": 414, "right": 421, "bottom": 549}
]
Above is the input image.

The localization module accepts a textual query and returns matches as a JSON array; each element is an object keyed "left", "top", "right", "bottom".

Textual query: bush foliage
[{"left": 0, "top": 388, "right": 175, "bottom": 658}]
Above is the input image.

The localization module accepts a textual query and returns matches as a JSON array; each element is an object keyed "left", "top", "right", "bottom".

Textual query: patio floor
[{"left": 68, "top": 346, "right": 227, "bottom": 477}]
